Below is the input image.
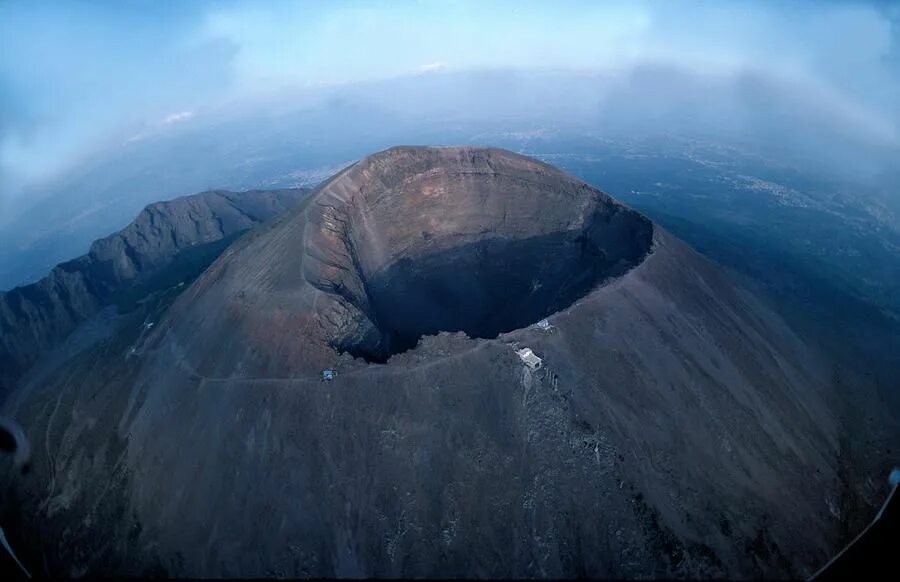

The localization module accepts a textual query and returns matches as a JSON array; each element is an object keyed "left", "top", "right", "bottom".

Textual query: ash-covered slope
[
  {"left": 3, "top": 147, "right": 843, "bottom": 578},
  {"left": 0, "top": 188, "right": 306, "bottom": 400}
]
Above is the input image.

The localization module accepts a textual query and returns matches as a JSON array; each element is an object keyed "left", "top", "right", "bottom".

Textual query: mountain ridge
[{"left": 0, "top": 188, "right": 307, "bottom": 400}]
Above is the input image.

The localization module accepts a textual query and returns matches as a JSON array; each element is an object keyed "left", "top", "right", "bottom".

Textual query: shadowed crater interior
[{"left": 345, "top": 210, "right": 652, "bottom": 362}]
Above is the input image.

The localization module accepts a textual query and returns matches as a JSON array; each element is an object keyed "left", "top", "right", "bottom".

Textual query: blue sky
[{"left": 2, "top": 0, "right": 899, "bottom": 196}]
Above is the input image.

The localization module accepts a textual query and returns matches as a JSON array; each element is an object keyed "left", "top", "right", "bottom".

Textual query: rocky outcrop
[{"left": 0, "top": 188, "right": 305, "bottom": 399}]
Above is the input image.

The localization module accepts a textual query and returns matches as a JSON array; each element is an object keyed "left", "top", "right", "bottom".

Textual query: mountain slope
[
  {"left": 0, "top": 188, "right": 306, "bottom": 400},
  {"left": 2, "top": 147, "right": 844, "bottom": 578}
]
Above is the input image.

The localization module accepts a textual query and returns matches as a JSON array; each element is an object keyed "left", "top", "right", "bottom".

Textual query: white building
[{"left": 515, "top": 347, "right": 543, "bottom": 370}]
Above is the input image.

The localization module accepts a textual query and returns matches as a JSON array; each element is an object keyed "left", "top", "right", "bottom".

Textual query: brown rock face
[{"left": 3, "top": 147, "right": 843, "bottom": 579}]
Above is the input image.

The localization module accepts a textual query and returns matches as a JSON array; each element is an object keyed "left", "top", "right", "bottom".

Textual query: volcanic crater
[{"left": 302, "top": 146, "right": 655, "bottom": 362}]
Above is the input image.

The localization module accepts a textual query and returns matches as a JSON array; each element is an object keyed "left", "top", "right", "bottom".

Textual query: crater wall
[{"left": 302, "top": 146, "right": 653, "bottom": 361}]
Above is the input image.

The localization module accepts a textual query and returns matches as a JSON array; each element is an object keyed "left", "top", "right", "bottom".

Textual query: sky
[{"left": 1, "top": 0, "right": 900, "bottom": 200}]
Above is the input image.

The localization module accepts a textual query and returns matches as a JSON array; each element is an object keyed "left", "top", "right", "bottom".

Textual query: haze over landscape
[
  {"left": 0, "top": 0, "right": 898, "bottom": 579},
  {"left": 3, "top": 0, "right": 899, "bottom": 205}
]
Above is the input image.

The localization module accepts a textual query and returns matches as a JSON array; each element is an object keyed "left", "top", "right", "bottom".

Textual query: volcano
[{"left": 2, "top": 147, "right": 844, "bottom": 578}]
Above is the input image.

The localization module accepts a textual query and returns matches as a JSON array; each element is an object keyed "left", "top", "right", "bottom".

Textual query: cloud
[
  {"left": 417, "top": 62, "right": 447, "bottom": 74},
  {"left": 163, "top": 111, "right": 195, "bottom": 125}
]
